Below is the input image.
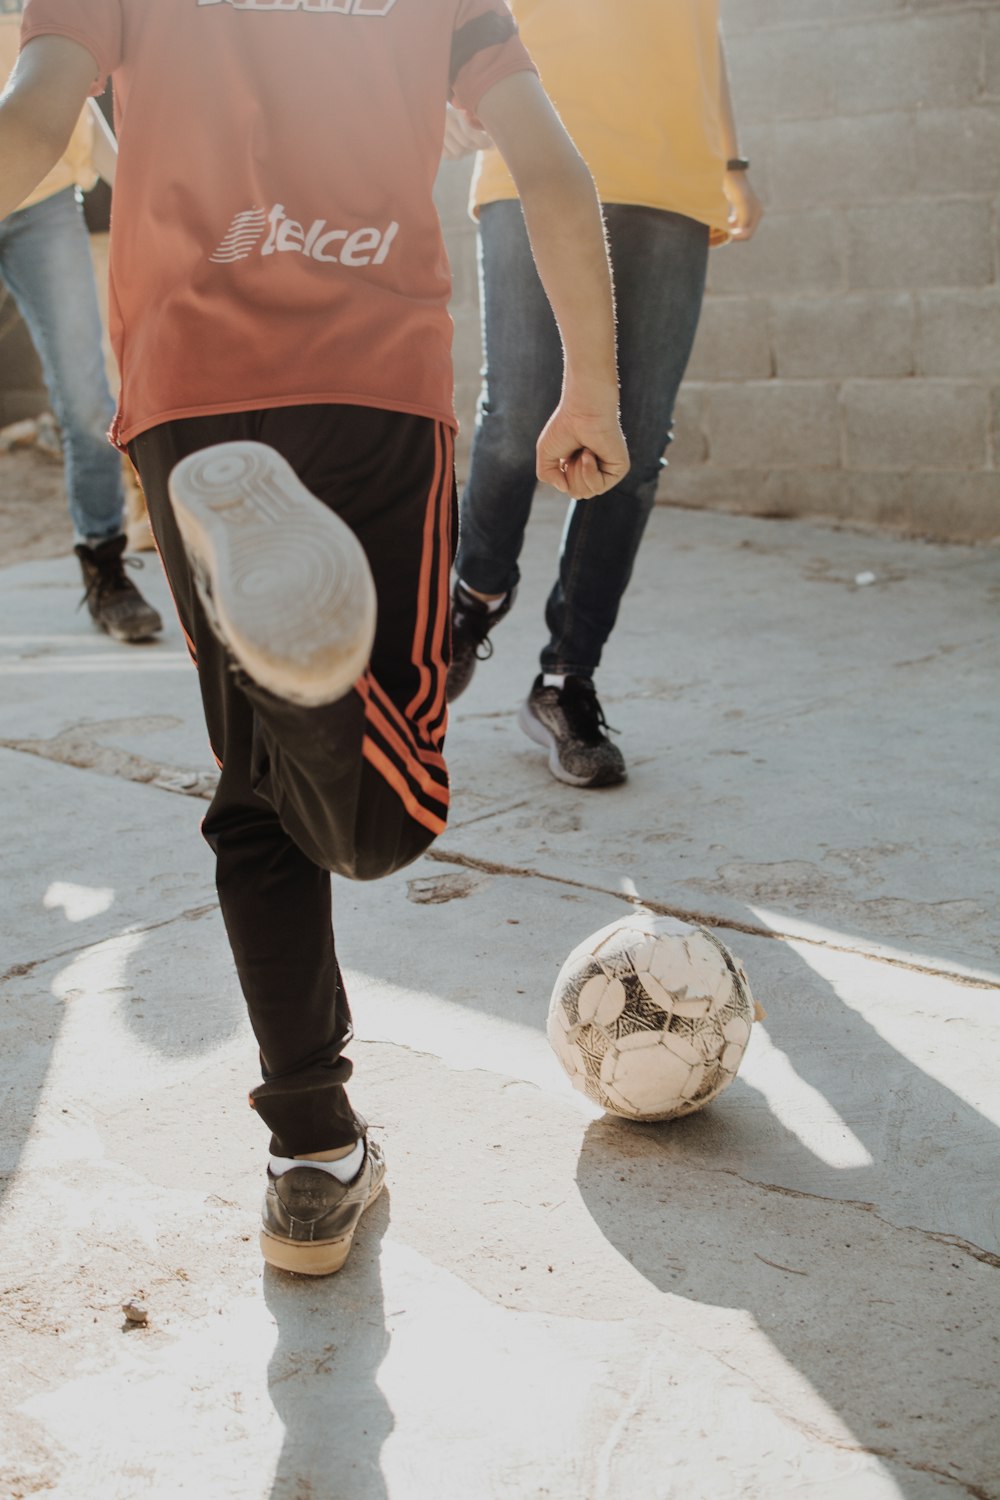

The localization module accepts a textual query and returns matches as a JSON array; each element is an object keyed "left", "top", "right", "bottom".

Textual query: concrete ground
[{"left": 0, "top": 497, "right": 997, "bottom": 1500}]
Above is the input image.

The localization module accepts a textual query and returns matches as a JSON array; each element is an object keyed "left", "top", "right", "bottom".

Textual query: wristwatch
[{"left": 726, "top": 157, "right": 751, "bottom": 172}]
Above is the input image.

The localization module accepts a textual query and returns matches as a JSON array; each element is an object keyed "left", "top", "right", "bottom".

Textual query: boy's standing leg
[
  {"left": 0, "top": 186, "right": 162, "bottom": 642},
  {"left": 131, "top": 404, "right": 455, "bottom": 1275}
]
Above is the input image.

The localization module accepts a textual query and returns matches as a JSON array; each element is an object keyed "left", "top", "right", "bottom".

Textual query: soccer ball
[{"left": 547, "top": 913, "right": 756, "bottom": 1121}]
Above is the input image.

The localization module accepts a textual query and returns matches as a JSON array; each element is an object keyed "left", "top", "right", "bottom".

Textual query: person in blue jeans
[
  {"left": 0, "top": 12, "right": 160, "bottom": 641},
  {"left": 445, "top": 0, "right": 762, "bottom": 787}
]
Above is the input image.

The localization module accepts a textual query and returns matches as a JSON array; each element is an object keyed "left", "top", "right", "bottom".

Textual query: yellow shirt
[
  {"left": 0, "top": 11, "right": 96, "bottom": 213},
  {"left": 472, "top": 0, "right": 730, "bottom": 243}
]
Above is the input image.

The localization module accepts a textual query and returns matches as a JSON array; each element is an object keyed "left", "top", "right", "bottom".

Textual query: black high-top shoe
[
  {"left": 75, "top": 534, "right": 163, "bottom": 643},
  {"left": 446, "top": 580, "right": 516, "bottom": 701}
]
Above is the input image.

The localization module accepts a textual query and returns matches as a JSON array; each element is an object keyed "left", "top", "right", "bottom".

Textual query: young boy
[{"left": 0, "top": 0, "right": 627, "bottom": 1275}]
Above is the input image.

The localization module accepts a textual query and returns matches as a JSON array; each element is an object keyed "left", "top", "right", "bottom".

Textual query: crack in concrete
[
  {"left": 5, "top": 737, "right": 995, "bottom": 992},
  {"left": 448, "top": 797, "right": 534, "bottom": 831},
  {"left": 0, "top": 902, "right": 217, "bottom": 987},
  {"left": 0, "top": 726, "right": 218, "bottom": 801},
  {"left": 718, "top": 1170, "right": 1000, "bottom": 1270},
  {"left": 425, "top": 847, "right": 1000, "bottom": 992}
]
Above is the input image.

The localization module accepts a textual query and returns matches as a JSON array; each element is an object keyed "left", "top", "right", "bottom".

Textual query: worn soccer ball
[{"left": 547, "top": 913, "right": 756, "bottom": 1121}]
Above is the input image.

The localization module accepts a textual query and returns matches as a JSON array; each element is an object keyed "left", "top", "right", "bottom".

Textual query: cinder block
[
  {"left": 655, "top": 466, "right": 746, "bottom": 510},
  {"left": 908, "top": 473, "right": 1000, "bottom": 542},
  {"left": 685, "top": 297, "right": 772, "bottom": 382},
  {"left": 914, "top": 107, "right": 1000, "bottom": 196},
  {"left": 665, "top": 386, "right": 708, "bottom": 468},
  {"left": 772, "top": 294, "right": 915, "bottom": 379},
  {"left": 829, "top": 13, "right": 983, "bottom": 115},
  {"left": 986, "top": 11, "right": 1000, "bottom": 100},
  {"left": 724, "top": 28, "right": 833, "bottom": 124},
  {"left": 843, "top": 379, "right": 990, "bottom": 470},
  {"left": 705, "top": 381, "right": 841, "bottom": 468},
  {"left": 748, "top": 469, "right": 849, "bottom": 519},
  {"left": 659, "top": 466, "right": 850, "bottom": 522},
  {"left": 844, "top": 473, "right": 913, "bottom": 530},
  {"left": 721, "top": 0, "right": 904, "bottom": 33},
  {"left": 709, "top": 212, "right": 846, "bottom": 295},
  {"left": 766, "top": 114, "right": 917, "bottom": 208},
  {"left": 918, "top": 290, "right": 1000, "bottom": 379},
  {"left": 847, "top": 199, "right": 994, "bottom": 288}
]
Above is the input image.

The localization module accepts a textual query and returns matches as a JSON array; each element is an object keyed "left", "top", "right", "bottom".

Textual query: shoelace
[
  {"left": 79, "top": 553, "right": 146, "bottom": 611},
  {"left": 555, "top": 677, "right": 619, "bottom": 744},
  {"left": 453, "top": 590, "right": 502, "bottom": 662}
]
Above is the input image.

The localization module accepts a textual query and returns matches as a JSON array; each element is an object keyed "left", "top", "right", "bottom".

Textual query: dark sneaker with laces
[
  {"left": 260, "top": 1135, "right": 386, "bottom": 1276},
  {"left": 447, "top": 580, "right": 516, "bottom": 701},
  {"left": 76, "top": 534, "right": 163, "bottom": 643},
  {"left": 518, "top": 673, "right": 626, "bottom": 788}
]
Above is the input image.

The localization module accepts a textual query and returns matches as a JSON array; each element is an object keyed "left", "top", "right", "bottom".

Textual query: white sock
[
  {"left": 542, "top": 672, "right": 566, "bottom": 689},
  {"left": 269, "top": 1137, "right": 364, "bottom": 1184},
  {"left": 459, "top": 579, "right": 506, "bottom": 612}
]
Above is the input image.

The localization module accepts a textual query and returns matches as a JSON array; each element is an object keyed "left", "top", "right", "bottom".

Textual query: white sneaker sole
[
  {"left": 517, "top": 699, "right": 595, "bottom": 787},
  {"left": 168, "top": 441, "right": 376, "bottom": 706}
]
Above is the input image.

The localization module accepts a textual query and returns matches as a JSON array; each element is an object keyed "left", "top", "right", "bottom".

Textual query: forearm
[
  {"left": 473, "top": 71, "right": 627, "bottom": 496},
  {"left": 515, "top": 149, "right": 618, "bottom": 405},
  {"left": 477, "top": 73, "right": 618, "bottom": 407},
  {"left": 0, "top": 95, "right": 72, "bottom": 219},
  {"left": 0, "top": 36, "right": 99, "bottom": 221}
]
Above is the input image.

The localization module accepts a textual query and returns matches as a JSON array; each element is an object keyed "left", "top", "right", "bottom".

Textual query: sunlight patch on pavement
[
  {"left": 740, "top": 1026, "right": 873, "bottom": 1170},
  {"left": 43, "top": 881, "right": 115, "bottom": 922},
  {"left": 348, "top": 969, "right": 599, "bottom": 1116}
]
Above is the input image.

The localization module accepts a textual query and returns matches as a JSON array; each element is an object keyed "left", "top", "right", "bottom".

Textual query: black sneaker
[
  {"left": 76, "top": 534, "right": 163, "bottom": 643},
  {"left": 518, "top": 674, "right": 626, "bottom": 787},
  {"left": 260, "top": 1135, "right": 386, "bottom": 1277},
  {"left": 447, "top": 580, "right": 515, "bottom": 701}
]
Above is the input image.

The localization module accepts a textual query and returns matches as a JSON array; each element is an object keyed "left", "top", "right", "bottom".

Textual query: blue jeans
[
  {"left": 0, "top": 187, "right": 124, "bottom": 544},
  {"left": 457, "top": 201, "right": 709, "bottom": 678}
]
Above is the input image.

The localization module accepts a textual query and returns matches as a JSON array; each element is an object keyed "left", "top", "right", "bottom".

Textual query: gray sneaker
[
  {"left": 260, "top": 1136, "right": 386, "bottom": 1276},
  {"left": 518, "top": 674, "right": 626, "bottom": 788}
]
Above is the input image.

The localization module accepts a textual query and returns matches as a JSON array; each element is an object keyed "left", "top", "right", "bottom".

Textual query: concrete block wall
[
  {"left": 673, "top": 0, "right": 1000, "bottom": 541},
  {"left": 439, "top": 0, "right": 1000, "bottom": 542}
]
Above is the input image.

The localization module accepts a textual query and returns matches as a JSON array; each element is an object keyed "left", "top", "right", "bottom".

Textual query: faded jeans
[
  {"left": 0, "top": 187, "right": 124, "bottom": 544},
  {"left": 457, "top": 201, "right": 709, "bottom": 678}
]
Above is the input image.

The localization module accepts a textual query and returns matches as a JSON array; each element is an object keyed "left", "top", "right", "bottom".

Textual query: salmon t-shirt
[
  {"left": 20, "top": 0, "right": 534, "bottom": 447},
  {"left": 473, "top": 0, "right": 731, "bottom": 244}
]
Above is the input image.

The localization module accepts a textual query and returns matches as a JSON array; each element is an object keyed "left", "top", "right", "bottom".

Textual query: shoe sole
[
  {"left": 259, "top": 1174, "right": 385, "bottom": 1277},
  {"left": 100, "top": 619, "right": 163, "bottom": 644},
  {"left": 517, "top": 699, "right": 626, "bottom": 788},
  {"left": 168, "top": 441, "right": 376, "bottom": 706}
]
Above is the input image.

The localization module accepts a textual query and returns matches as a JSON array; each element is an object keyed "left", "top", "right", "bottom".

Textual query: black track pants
[{"left": 131, "top": 405, "right": 456, "bottom": 1156}]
